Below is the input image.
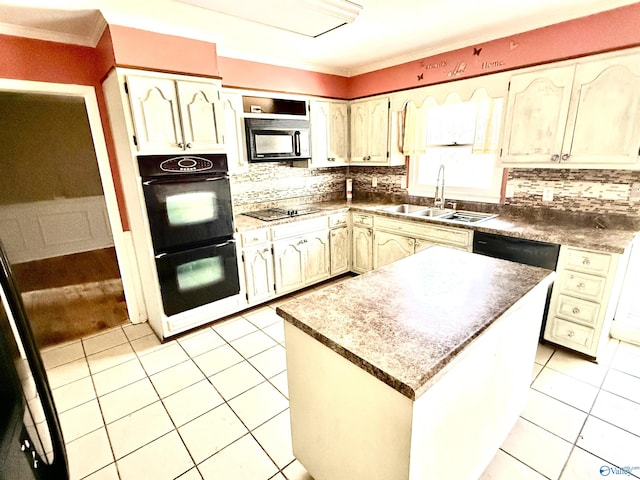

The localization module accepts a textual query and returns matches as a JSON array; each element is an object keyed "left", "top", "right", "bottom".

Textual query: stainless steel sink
[
  {"left": 378, "top": 204, "right": 498, "bottom": 224},
  {"left": 408, "top": 208, "right": 455, "bottom": 218},
  {"left": 380, "top": 204, "right": 431, "bottom": 214},
  {"left": 435, "top": 211, "right": 498, "bottom": 224}
]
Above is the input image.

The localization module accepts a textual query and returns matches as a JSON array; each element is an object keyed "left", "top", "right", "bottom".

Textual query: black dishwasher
[
  {"left": 473, "top": 232, "right": 560, "bottom": 270},
  {"left": 473, "top": 231, "right": 560, "bottom": 338}
]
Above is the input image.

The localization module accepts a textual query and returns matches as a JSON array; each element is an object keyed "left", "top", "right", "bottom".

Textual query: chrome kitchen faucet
[{"left": 434, "top": 164, "right": 446, "bottom": 209}]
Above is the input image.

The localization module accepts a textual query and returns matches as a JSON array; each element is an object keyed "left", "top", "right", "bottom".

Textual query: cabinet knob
[
  {"left": 577, "top": 282, "right": 586, "bottom": 289},
  {"left": 185, "top": 142, "right": 193, "bottom": 149},
  {"left": 561, "top": 153, "right": 571, "bottom": 161},
  {"left": 572, "top": 307, "right": 580, "bottom": 315},
  {"left": 262, "top": 247, "right": 270, "bottom": 254},
  {"left": 582, "top": 257, "right": 591, "bottom": 266},
  {"left": 551, "top": 154, "right": 560, "bottom": 162},
  {"left": 178, "top": 142, "right": 185, "bottom": 149},
  {"left": 567, "top": 330, "right": 575, "bottom": 338}
]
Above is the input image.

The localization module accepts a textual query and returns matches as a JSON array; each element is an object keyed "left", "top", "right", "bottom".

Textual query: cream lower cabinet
[
  {"left": 544, "top": 245, "right": 628, "bottom": 360},
  {"left": 329, "top": 213, "right": 350, "bottom": 276},
  {"left": 272, "top": 217, "right": 331, "bottom": 296},
  {"left": 240, "top": 229, "right": 275, "bottom": 305},
  {"left": 373, "top": 216, "right": 472, "bottom": 270},
  {"left": 373, "top": 230, "right": 433, "bottom": 269},
  {"left": 373, "top": 231, "right": 415, "bottom": 269},
  {"left": 351, "top": 213, "right": 374, "bottom": 274}
]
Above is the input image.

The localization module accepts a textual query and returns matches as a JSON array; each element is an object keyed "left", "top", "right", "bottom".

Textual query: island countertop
[{"left": 276, "top": 246, "right": 554, "bottom": 400}]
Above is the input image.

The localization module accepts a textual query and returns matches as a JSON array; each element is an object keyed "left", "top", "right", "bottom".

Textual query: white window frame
[{"left": 402, "top": 85, "right": 507, "bottom": 204}]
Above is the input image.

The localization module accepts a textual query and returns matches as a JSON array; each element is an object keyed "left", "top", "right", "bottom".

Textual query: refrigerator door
[{"left": 0, "top": 241, "right": 68, "bottom": 480}]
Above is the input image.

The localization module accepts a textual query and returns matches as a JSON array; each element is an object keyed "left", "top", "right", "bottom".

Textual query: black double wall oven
[{"left": 138, "top": 154, "right": 240, "bottom": 317}]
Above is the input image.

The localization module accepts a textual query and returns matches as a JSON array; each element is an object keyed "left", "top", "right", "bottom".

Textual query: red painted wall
[
  {"left": 348, "top": 3, "right": 640, "bottom": 98},
  {"left": 109, "top": 25, "right": 219, "bottom": 77},
  {"left": 217, "top": 56, "right": 349, "bottom": 98}
]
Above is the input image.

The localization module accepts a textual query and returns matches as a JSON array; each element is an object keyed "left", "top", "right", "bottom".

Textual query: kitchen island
[{"left": 276, "top": 246, "right": 555, "bottom": 480}]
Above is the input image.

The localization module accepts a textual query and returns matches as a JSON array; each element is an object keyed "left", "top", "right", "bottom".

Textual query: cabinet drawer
[
  {"left": 352, "top": 213, "right": 373, "bottom": 227},
  {"left": 271, "top": 216, "right": 329, "bottom": 240},
  {"left": 375, "top": 216, "right": 471, "bottom": 248},
  {"left": 549, "top": 318, "right": 594, "bottom": 349},
  {"left": 565, "top": 248, "right": 612, "bottom": 276},
  {"left": 557, "top": 270, "right": 607, "bottom": 302},
  {"left": 554, "top": 294, "right": 600, "bottom": 326},
  {"left": 241, "top": 228, "right": 270, "bottom": 247},
  {"left": 421, "top": 224, "right": 472, "bottom": 249},
  {"left": 329, "top": 212, "right": 348, "bottom": 227}
]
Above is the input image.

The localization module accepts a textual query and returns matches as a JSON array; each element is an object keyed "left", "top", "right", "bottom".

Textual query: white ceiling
[{"left": 0, "top": 0, "right": 638, "bottom": 76}]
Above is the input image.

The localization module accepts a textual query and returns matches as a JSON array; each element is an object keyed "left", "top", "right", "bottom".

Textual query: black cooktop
[{"left": 242, "top": 207, "right": 320, "bottom": 222}]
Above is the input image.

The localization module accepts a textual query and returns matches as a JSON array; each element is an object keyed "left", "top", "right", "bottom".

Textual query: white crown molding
[
  {"left": 88, "top": 15, "right": 108, "bottom": 47},
  {"left": 0, "top": 18, "right": 107, "bottom": 48},
  {"left": 216, "top": 46, "right": 351, "bottom": 77}
]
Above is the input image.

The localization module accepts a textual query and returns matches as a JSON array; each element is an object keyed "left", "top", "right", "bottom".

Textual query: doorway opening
[{"left": 0, "top": 82, "right": 138, "bottom": 348}]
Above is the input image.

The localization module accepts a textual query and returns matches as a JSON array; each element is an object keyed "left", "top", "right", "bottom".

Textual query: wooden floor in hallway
[{"left": 12, "top": 247, "right": 129, "bottom": 348}]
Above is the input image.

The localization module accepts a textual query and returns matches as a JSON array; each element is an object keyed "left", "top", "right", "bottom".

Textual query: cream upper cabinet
[
  {"left": 310, "top": 100, "right": 349, "bottom": 167},
  {"left": 500, "top": 51, "right": 640, "bottom": 169},
  {"left": 222, "top": 90, "right": 249, "bottom": 174},
  {"left": 350, "top": 97, "right": 390, "bottom": 165},
  {"left": 126, "top": 73, "right": 224, "bottom": 154}
]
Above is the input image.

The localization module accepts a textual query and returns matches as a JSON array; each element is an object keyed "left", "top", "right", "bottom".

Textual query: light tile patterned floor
[{"left": 41, "top": 283, "right": 640, "bottom": 480}]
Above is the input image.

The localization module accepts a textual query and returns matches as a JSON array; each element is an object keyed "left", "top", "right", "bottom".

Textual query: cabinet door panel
[
  {"left": 350, "top": 103, "right": 368, "bottom": 162},
  {"left": 330, "top": 227, "right": 350, "bottom": 276},
  {"left": 310, "top": 101, "right": 330, "bottom": 166},
  {"left": 222, "top": 92, "right": 248, "bottom": 174},
  {"left": 565, "top": 59, "right": 640, "bottom": 164},
  {"left": 243, "top": 246, "right": 275, "bottom": 304},
  {"left": 501, "top": 66, "right": 574, "bottom": 163},
  {"left": 177, "top": 81, "right": 224, "bottom": 151},
  {"left": 127, "top": 76, "right": 182, "bottom": 152},
  {"left": 274, "top": 241, "right": 305, "bottom": 295},
  {"left": 368, "top": 98, "right": 389, "bottom": 162},
  {"left": 304, "top": 233, "right": 330, "bottom": 285},
  {"left": 352, "top": 226, "right": 373, "bottom": 273},
  {"left": 373, "top": 230, "right": 414, "bottom": 269},
  {"left": 329, "top": 103, "right": 349, "bottom": 162}
]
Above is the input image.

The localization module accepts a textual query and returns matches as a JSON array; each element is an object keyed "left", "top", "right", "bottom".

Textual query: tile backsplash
[
  {"left": 346, "top": 166, "right": 640, "bottom": 219},
  {"left": 230, "top": 162, "right": 347, "bottom": 212},
  {"left": 506, "top": 169, "right": 640, "bottom": 217},
  {"left": 231, "top": 162, "right": 640, "bottom": 220}
]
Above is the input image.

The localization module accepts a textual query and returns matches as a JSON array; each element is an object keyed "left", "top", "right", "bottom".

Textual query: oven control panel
[{"left": 138, "top": 154, "right": 228, "bottom": 177}]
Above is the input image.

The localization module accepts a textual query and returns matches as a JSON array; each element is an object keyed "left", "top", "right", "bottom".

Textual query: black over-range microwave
[{"left": 245, "top": 117, "right": 311, "bottom": 162}]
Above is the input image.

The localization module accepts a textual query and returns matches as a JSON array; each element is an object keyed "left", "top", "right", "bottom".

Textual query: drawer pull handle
[
  {"left": 577, "top": 282, "right": 586, "bottom": 289},
  {"left": 572, "top": 307, "right": 580, "bottom": 315},
  {"left": 582, "top": 258, "right": 591, "bottom": 266},
  {"left": 567, "top": 330, "right": 575, "bottom": 338}
]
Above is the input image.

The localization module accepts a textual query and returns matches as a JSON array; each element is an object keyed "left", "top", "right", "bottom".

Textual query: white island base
[{"left": 284, "top": 281, "right": 549, "bottom": 480}]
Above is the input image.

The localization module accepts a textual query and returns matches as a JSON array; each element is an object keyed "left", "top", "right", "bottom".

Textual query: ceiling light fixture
[{"left": 176, "top": 0, "right": 363, "bottom": 38}]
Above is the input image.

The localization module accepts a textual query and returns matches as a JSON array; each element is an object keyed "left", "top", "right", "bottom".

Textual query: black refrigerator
[{"left": 0, "top": 240, "right": 69, "bottom": 479}]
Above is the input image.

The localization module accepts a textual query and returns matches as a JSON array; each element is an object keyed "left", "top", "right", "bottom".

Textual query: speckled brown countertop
[
  {"left": 276, "top": 246, "right": 554, "bottom": 400},
  {"left": 234, "top": 200, "right": 639, "bottom": 253}
]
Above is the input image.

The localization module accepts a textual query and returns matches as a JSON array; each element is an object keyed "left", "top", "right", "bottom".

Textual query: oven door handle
[
  {"left": 294, "top": 131, "right": 301, "bottom": 156},
  {"left": 143, "top": 176, "right": 227, "bottom": 186},
  {"left": 154, "top": 239, "right": 236, "bottom": 259}
]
